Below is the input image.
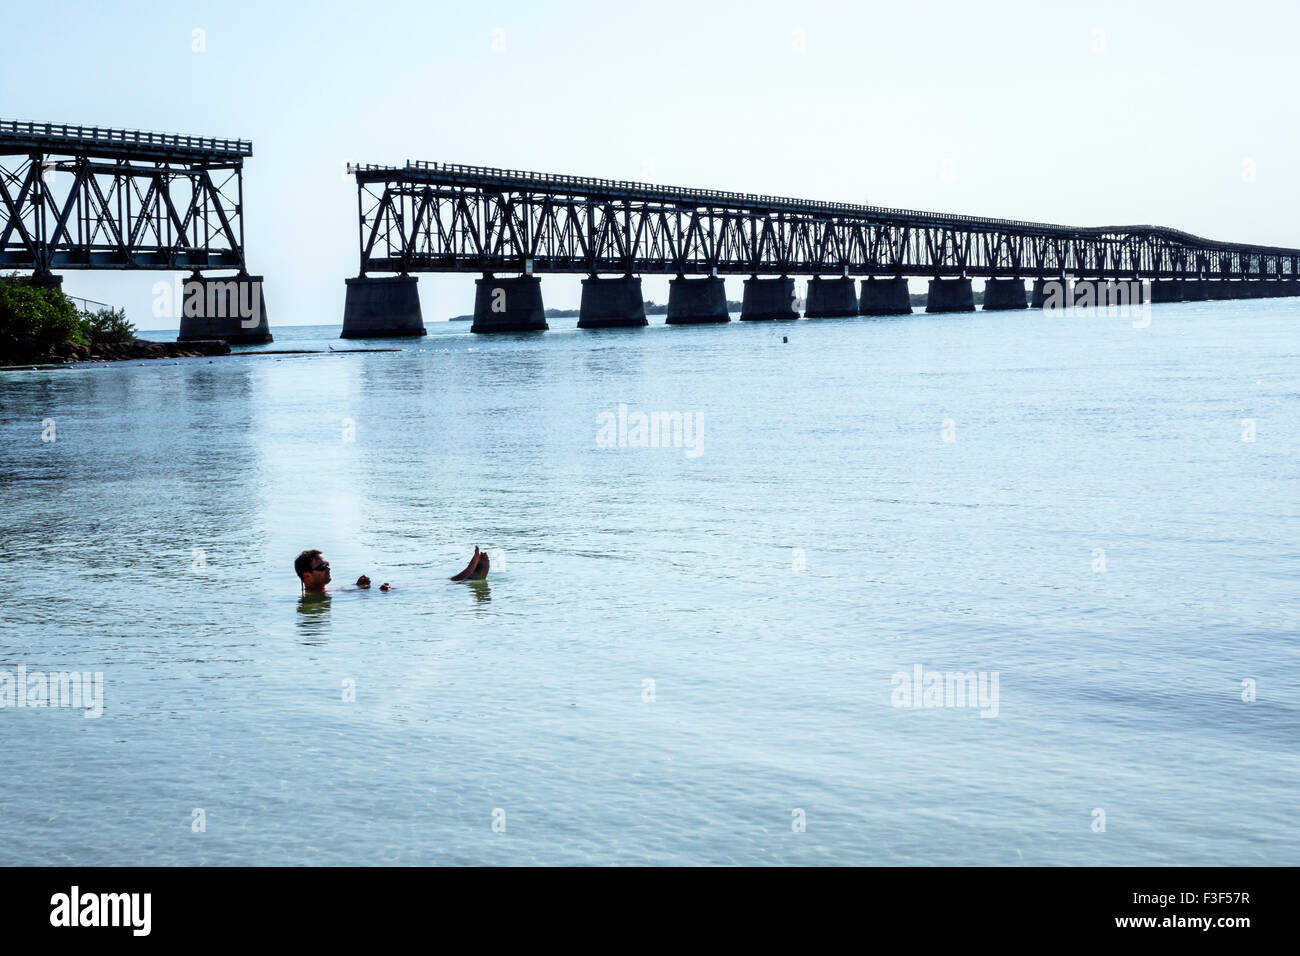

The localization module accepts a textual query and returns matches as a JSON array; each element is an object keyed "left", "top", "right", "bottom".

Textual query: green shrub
[
  {"left": 0, "top": 275, "right": 84, "bottom": 356},
  {"left": 78, "top": 306, "right": 135, "bottom": 346}
]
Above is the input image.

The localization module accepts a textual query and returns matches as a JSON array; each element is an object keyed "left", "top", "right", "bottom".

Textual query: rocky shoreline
[{"left": 1, "top": 336, "right": 230, "bottom": 368}]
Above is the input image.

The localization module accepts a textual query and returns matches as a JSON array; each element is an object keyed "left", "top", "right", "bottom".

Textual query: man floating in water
[{"left": 294, "top": 547, "right": 487, "bottom": 594}]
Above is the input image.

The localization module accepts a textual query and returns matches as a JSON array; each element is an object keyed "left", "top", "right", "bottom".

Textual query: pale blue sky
[{"left": 3, "top": 0, "right": 1298, "bottom": 327}]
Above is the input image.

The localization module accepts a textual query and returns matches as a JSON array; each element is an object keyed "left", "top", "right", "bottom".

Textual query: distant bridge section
[
  {"left": 341, "top": 160, "right": 1300, "bottom": 335},
  {"left": 351, "top": 161, "right": 1300, "bottom": 281},
  {"left": 0, "top": 119, "right": 271, "bottom": 342}
]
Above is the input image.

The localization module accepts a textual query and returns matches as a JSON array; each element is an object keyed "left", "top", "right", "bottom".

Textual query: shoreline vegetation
[{"left": 0, "top": 273, "right": 229, "bottom": 368}]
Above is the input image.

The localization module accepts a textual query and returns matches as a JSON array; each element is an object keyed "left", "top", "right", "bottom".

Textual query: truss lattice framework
[
  {"left": 352, "top": 162, "right": 1300, "bottom": 280},
  {"left": 0, "top": 120, "right": 251, "bottom": 273}
]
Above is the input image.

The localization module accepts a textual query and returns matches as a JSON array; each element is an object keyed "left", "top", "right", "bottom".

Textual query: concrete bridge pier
[
  {"left": 577, "top": 275, "right": 648, "bottom": 328},
  {"left": 1068, "top": 279, "right": 1145, "bottom": 307},
  {"left": 859, "top": 277, "right": 912, "bottom": 315},
  {"left": 1071, "top": 279, "right": 1105, "bottom": 307},
  {"left": 1031, "top": 277, "right": 1069, "bottom": 308},
  {"left": 1089, "top": 279, "right": 1149, "bottom": 307},
  {"left": 740, "top": 276, "right": 798, "bottom": 320},
  {"left": 1149, "top": 280, "right": 1184, "bottom": 303},
  {"left": 472, "top": 274, "right": 548, "bottom": 332},
  {"left": 341, "top": 274, "right": 425, "bottom": 338},
  {"left": 666, "top": 276, "right": 730, "bottom": 323},
  {"left": 29, "top": 270, "right": 63, "bottom": 290},
  {"left": 178, "top": 272, "right": 273, "bottom": 343},
  {"left": 926, "top": 278, "right": 975, "bottom": 313},
  {"left": 982, "top": 278, "right": 1028, "bottom": 310},
  {"left": 804, "top": 276, "right": 858, "bottom": 317}
]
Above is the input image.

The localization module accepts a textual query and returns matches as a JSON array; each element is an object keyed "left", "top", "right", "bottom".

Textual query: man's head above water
[{"left": 295, "top": 549, "right": 331, "bottom": 592}]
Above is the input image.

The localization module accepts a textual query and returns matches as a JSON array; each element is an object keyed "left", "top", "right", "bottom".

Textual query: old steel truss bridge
[
  {"left": 1, "top": 119, "right": 272, "bottom": 342},
  {"left": 350, "top": 161, "right": 1300, "bottom": 281},
  {"left": 0, "top": 119, "right": 252, "bottom": 277}
]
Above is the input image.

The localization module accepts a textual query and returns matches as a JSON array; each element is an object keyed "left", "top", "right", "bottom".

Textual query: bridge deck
[{"left": 0, "top": 119, "right": 252, "bottom": 162}]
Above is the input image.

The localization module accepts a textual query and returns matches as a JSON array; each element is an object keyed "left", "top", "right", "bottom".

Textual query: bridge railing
[
  {"left": 0, "top": 119, "right": 252, "bottom": 158},
  {"left": 66, "top": 294, "right": 118, "bottom": 314}
]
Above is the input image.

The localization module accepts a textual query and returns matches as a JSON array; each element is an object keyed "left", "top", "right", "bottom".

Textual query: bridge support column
[
  {"left": 1071, "top": 279, "right": 1105, "bottom": 307},
  {"left": 982, "top": 278, "right": 1028, "bottom": 310},
  {"left": 666, "top": 276, "right": 730, "bottom": 324},
  {"left": 577, "top": 276, "right": 648, "bottom": 328},
  {"left": 926, "top": 278, "right": 975, "bottom": 313},
  {"left": 740, "top": 276, "right": 798, "bottom": 320},
  {"left": 1032, "top": 278, "right": 1068, "bottom": 308},
  {"left": 1074, "top": 279, "right": 1148, "bottom": 307},
  {"left": 472, "top": 275, "right": 548, "bottom": 332},
  {"left": 859, "top": 277, "right": 912, "bottom": 315},
  {"left": 1150, "top": 280, "right": 1184, "bottom": 303},
  {"left": 177, "top": 273, "right": 273, "bottom": 344},
  {"left": 1183, "top": 279, "right": 1210, "bottom": 301},
  {"left": 29, "top": 271, "right": 63, "bottom": 290},
  {"left": 1282, "top": 279, "right": 1300, "bottom": 297},
  {"left": 804, "top": 277, "right": 858, "bottom": 317},
  {"left": 341, "top": 274, "right": 425, "bottom": 338}
]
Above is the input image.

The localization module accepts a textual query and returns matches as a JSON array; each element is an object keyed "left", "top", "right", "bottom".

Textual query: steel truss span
[
  {"left": 0, "top": 119, "right": 252, "bottom": 273},
  {"left": 351, "top": 161, "right": 1300, "bottom": 280}
]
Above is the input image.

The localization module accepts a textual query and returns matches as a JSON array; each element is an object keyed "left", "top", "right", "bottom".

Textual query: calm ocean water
[{"left": 1, "top": 302, "right": 1297, "bottom": 865}]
